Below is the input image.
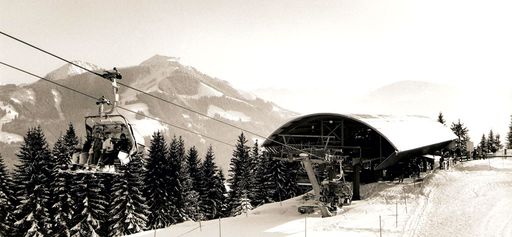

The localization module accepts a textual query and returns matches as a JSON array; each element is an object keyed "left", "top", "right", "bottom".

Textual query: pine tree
[
  {"left": 488, "top": 130, "right": 496, "bottom": 153},
  {"left": 109, "top": 154, "right": 149, "bottom": 236},
  {"left": 167, "top": 136, "right": 188, "bottom": 224},
  {"left": 186, "top": 146, "right": 203, "bottom": 221},
  {"left": 479, "top": 134, "right": 487, "bottom": 154},
  {"left": 227, "top": 133, "right": 252, "bottom": 215},
  {"left": 68, "top": 173, "right": 108, "bottom": 237},
  {"left": 0, "top": 154, "right": 15, "bottom": 236},
  {"left": 231, "top": 191, "right": 253, "bottom": 217},
  {"left": 216, "top": 169, "right": 228, "bottom": 218},
  {"left": 177, "top": 138, "right": 199, "bottom": 222},
  {"left": 249, "top": 141, "right": 270, "bottom": 207},
  {"left": 199, "top": 146, "right": 226, "bottom": 220},
  {"left": 282, "top": 162, "right": 300, "bottom": 199},
  {"left": 97, "top": 173, "right": 114, "bottom": 237},
  {"left": 495, "top": 134, "right": 503, "bottom": 150},
  {"left": 144, "top": 132, "right": 170, "bottom": 229},
  {"left": 437, "top": 112, "right": 446, "bottom": 125},
  {"left": 12, "top": 126, "right": 54, "bottom": 236},
  {"left": 508, "top": 115, "right": 512, "bottom": 149},
  {"left": 265, "top": 157, "right": 299, "bottom": 202},
  {"left": 62, "top": 123, "right": 79, "bottom": 162},
  {"left": 187, "top": 147, "right": 202, "bottom": 198},
  {"left": 450, "top": 120, "right": 470, "bottom": 156},
  {"left": 50, "top": 136, "right": 74, "bottom": 236}
]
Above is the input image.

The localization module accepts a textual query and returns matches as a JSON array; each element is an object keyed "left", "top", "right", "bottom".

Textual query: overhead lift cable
[
  {"left": 0, "top": 61, "right": 235, "bottom": 148},
  {"left": 0, "top": 31, "right": 321, "bottom": 159}
]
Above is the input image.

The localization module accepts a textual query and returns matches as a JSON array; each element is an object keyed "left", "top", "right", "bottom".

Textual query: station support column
[{"left": 353, "top": 158, "right": 361, "bottom": 200}]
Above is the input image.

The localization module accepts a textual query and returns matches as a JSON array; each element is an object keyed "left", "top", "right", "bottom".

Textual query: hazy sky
[
  {"left": 1, "top": 0, "right": 512, "bottom": 141},
  {"left": 2, "top": 0, "right": 512, "bottom": 90}
]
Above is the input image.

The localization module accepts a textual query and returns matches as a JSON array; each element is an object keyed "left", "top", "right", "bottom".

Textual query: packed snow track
[{"left": 409, "top": 158, "right": 512, "bottom": 237}]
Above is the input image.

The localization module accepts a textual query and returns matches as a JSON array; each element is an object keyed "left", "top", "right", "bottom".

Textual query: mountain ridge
[{"left": 0, "top": 55, "right": 298, "bottom": 171}]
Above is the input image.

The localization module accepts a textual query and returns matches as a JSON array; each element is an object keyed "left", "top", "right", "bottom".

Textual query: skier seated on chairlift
[
  {"left": 100, "top": 132, "right": 115, "bottom": 166},
  {"left": 114, "top": 133, "right": 132, "bottom": 159},
  {"left": 89, "top": 129, "right": 104, "bottom": 167}
]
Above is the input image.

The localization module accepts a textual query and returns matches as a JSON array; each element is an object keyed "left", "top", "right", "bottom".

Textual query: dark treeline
[{"left": 0, "top": 124, "right": 297, "bottom": 236}]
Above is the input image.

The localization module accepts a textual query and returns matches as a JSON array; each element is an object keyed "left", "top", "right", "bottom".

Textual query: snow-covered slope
[
  {"left": 45, "top": 60, "right": 101, "bottom": 80},
  {"left": 128, "top": 158, "right": 512, "bottom": 237},
  {"left": 0, "top": 101, "right": 23, "bottom": 144}
]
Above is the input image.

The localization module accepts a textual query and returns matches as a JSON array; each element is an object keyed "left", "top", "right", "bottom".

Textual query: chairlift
[{"left": 71, "top": 68, "right": 142, "bottom": 173}]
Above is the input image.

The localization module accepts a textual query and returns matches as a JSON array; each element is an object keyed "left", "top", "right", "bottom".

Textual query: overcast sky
[
  {"left": 1, "top": 0, "right": 512, "bottom": 141},
  {"left": 2, "top": 0, "right": 512, "bottom": 89}
]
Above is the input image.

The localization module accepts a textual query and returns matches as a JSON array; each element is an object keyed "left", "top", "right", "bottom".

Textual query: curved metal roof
[{"left": 264, "top": 113, "right": 457, "bottom": 154}]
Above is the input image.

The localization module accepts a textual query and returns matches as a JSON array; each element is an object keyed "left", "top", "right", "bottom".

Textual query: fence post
[
  {"left": 304, "top": 215, "right": 307, "bottom": 237},
  {"left": 404, "top": 195, "right": 408, "bottom": 214},
  {"left": 395, "top": 200, "right": 398, "bottom": 228},
  {"left": 199, "top": 221, "right": 202, "bottom": 232},
  {"left": 219, "top": 217, "right": 222, "bottom": 237},
  {"left": 379, "top": 215, "right": 382, "bottom": 237}
]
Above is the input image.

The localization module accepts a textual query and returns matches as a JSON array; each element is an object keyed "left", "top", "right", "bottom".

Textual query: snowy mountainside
[
  {"left": 0, "top": 55, "right": 298, "bottom": 170},
  {"left": 45, "top": 60, "right": 101, "bottom": 80}
]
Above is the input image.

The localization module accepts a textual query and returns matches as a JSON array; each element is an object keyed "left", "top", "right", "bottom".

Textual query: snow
[
  {"left": 122, "top": 58, "right": 179, "bottom": 102},
  {"left": 10, "top": 98, "right": 21, "bottom": 104},
  {"left": 352, "top": 114, "right": 457, "bottom": 153},
  {"left": 140, "top": 55, "right": 180, "bottom": 66},
  {"left": 0, "top": 101, "right": 23, "bottom": 143},
  {"left": 207, "top": 105, "right": 251, "bottom": 122},
  {"left": 238, "top": 90, "right": 257, "bottom": 101},
  {"left": 10, "top": 88, "right": 36, "bottom": 105},
  {"left": 407, "top": 158, "right": 512, "bottom": 237},
  {"left": 46, "top": 60, "right": 100, "bottom": 80},
  {"left": 225, "top": 96, "right": 254, "bottom": 107},
  {"left": 180, "top": 82, "right": 224, "bottom": 99},
  {"left": 127, "top": 158, "right": 512, "bottom": 237},
  {"left": 119, "top": 103, "right": 168, "bottom": 143},
  {"left": 51, "top": 89, "right": 65, "bottom": 120}
]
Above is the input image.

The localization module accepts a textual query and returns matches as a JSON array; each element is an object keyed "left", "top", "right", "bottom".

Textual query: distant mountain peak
[
  {"left": 46, "top": 60, "right": 100, "bottom": 80},
  {"left": 140, "top": 55, "right": 180, "bottom": 67}
]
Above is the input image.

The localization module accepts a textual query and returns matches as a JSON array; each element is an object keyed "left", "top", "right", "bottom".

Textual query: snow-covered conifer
[
  {"left": 109, "top": 154, "right": 149, "bottom": 236},
  {"left": 167, "top": 136, "right": 188, "bottom": 224},
  {"left": 199, "top": 146, "right": 226, "bottom": 219},
  {"left": 264, "top": 157, "right": 299, "bottom": 202},
  {"left": 69, "top": 173, "right": 107, "bottom": 237},
  {"left": 12, "top": 126, "right": 54, "bottom": 236},
  {"left": 0, "top": 154, "right": 15, "bottom": 236},
  {"left": 216, "top": 169, "right": 229, "bottom": 218},
  {"left": 62, "top": 123, "right": 79, "bottom": 163},
  {"left": 186, "top": 146, "right": 203, "bottom": 221},
  {"left": 231, "top": 191, "right": 253, "bottom": 217},
  {"left": 50, "top": 136, "right": 74, "bottom": 236},
  {"left": 249, "top": 141, "right": 270, "bottom": 207},
  {"left": 144, "top": 132, "right": 170, "bottom": 229},
  {"left": 187, "top": 146, "right": 202, "bottom": 198},
  {"left": 227, "top": 133, "right": 251, "bottom": 215}
]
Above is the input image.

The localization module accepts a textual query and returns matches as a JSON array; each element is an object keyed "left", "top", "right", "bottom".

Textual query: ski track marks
[{"left": 408, "top": 159, "right": 512, "bottom": 237}]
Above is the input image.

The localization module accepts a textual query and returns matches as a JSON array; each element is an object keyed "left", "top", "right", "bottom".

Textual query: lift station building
[{"left": 263, "top": 113, "right": 457, "bottom": 200}]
